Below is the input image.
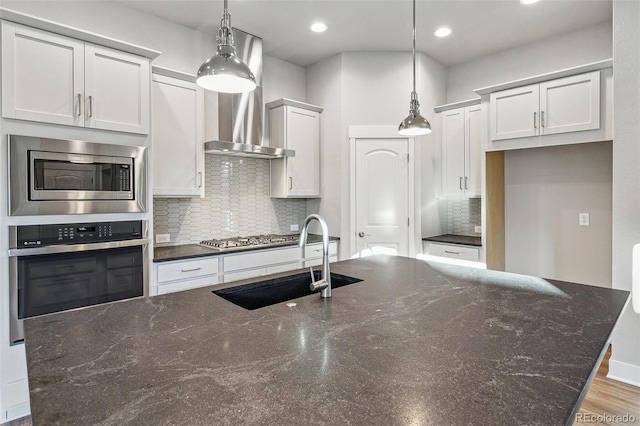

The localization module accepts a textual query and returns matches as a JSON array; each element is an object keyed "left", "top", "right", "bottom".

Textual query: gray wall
[
  {"left": 504, "top": 142, "right": 612, "bottom": 288},
  {"left": 446, "top": 21, "right": 613, "bottom": 103},
  {"left": 610, "top": 0, "right": 640, "bottom": 386}
]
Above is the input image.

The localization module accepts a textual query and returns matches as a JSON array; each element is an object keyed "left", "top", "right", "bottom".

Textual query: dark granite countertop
[
  {"left": 153, "top": 234, "right": 340, "bottom": 262},
  {"left": 423, "top": 234, "right": 482, "bottom": 247},
  {"left": 24, "top": 256, "right": 628, "bottom": 425}
]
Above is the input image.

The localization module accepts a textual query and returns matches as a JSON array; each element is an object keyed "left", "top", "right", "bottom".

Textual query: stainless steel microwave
[{"left": 8, "top": 135, "right": 147, "bottom": 215}]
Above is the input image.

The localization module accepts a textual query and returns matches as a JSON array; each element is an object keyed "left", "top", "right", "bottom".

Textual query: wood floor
[
  {"left": 574, "top": 347, "right": 640, "bottom": 425},
  {"left": 8, "top": 348, "right": 639, "bottom": 425}
]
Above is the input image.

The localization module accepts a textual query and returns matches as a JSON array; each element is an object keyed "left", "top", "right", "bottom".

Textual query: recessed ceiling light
[
  {"left": 310, "top": 22, "right": 328, "bottom": 33},
  {"left": 434, "top": 27, "right": 452, "bottom": 38},
  {"left": 520, "top": 0, "right": 539, "bottom": 4}
]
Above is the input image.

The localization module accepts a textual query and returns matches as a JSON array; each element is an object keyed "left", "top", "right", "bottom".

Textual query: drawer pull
[
  {"left": 444, "top": 250, "right": 460, "bottom": 255},
  {"left": 181, "top": 267, "right": 202, "bottom": 273}
]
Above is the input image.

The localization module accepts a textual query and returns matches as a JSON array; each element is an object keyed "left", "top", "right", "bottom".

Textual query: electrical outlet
[
  {"left": 156, "top": 234, "right": 171, "bottom": 243},
  {"left": 290, "top": 224, "right": 300, "bottom": 232},
  {"left": 474, "top": 226, "right": 482, "bottom": 233},
  {"left": 579, "top": 213, "right": 590, "bottom": 226}
]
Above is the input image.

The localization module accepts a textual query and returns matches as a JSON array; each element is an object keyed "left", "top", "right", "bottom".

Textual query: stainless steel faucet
[{"left": 299, "top": 214, "right": 331, "bottom": 298}]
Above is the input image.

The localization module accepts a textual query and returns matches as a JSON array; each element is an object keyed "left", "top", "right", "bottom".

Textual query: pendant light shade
[
  {"left": 398, "top": 0, "right": 432, "bottom": 136},
  {"left": 197, "top": 0, "right": 256, "bottom": 93}
]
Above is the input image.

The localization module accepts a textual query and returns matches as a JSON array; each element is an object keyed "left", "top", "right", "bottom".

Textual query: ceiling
[{"left": 116, "top": 0, "right": 612, "bottom": 67}]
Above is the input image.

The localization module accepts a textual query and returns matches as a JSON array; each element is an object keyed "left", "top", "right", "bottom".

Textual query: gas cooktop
[{"left": 199, "top": 234, "right": 299, "bottom": 252}]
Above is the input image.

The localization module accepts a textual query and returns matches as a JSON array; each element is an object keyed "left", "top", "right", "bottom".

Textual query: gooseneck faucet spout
[{"left": 299, "top": 214, "right": 331, "bottom": 298}]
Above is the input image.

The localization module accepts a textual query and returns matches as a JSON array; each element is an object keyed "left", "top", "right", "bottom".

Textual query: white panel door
[
  {"left": 85, "top": 45, "right": 150, "bottom": 134},
  {"left": 441, "top": 108, "right": 465, "bottom": 197},
  {"left": 287, "top": 106, "right": 320, "bottom": 196},
  {"left": 355, "top": 139, "right": 409, "bottom": 256},
  {"left": 465, "top": 105, "right": 482, "bottom": 197},
  {"left": 539, "top": 71, "right": 600, "bottom": 136},
  {"left": 489, "top": 83, "right": 539, "bottom": 141},
  {"left": 152, "top": 74, "right": 203, "bottom": 197},
  {"left": 1, "top": 22, "right": 84, "bottom": 126}
]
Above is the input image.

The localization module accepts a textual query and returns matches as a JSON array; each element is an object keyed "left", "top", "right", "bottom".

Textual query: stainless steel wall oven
[
  {"left": 8, "top": 135, "right": 147, "bottom": 215},
  {"left": 9, "top": 220, "right": 148, "bottom": 345}
]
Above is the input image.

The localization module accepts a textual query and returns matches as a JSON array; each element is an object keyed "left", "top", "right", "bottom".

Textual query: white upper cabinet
[
  {"left": 151, "top": 69, "right": 204, "bottom": 198},
  {"left": 439, "top": 101, "right": 482, "bottom": 198},
  {"left": 489, "top": 71, "right": 600, "bottom": 142},
  {"left": 1, "top": 21, "right": 151, "bottom": 134},
  {"left": 85, "top": 45, "right": 150, "bottom": 134},
  {"left": 268, "top": 98, "right": 323, "bottom": 198}
]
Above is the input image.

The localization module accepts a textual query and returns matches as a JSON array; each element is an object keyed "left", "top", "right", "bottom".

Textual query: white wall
[
  {"left": 610, "top": 0, "right": 640, "bottom": 387},
  {"left": 504, "top": 142, "right": 612, "bottom": 288},
  {"left": 447, "top": 21, "right": 613, "bottom": 103},
  {"left": 263, "top": 56, "right": 306, "bottom": 104},
  {"left": 306, "top": 52, "right": 446, "bottom": 258}
]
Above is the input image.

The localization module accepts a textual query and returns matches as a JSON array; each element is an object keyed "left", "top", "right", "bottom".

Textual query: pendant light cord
[{"left": 412, "top": 0, "right": 416, "bottom": 95}]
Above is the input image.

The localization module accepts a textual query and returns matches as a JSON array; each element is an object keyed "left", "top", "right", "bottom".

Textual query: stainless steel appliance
[
  {"left": 203, "top": 29, "right": 294, "bottom": 158},
  {"left": 8, "top": 135, "right": 147, "bottom": 215},
  {"left": 199, "top": 234, "right": 298, "bottom": 252},
  {"left": 9, "top": 220, "right": 149, "bottom": 345}
]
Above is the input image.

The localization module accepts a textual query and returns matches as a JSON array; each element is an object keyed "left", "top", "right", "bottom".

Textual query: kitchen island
[{"left": 24, "top": 256, "right": 629, "bottom": 425}]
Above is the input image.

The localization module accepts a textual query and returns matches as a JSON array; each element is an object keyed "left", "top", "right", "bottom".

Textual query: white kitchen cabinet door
[
  {"left": 268, "top": 99, "right": 323, "bottom": 198},
  {"left": 85, "top": 45, "right": 150, "bottom": 134},
  {"left": 152, "top": 73, "right": 204, "bottom": 197},
  {"left": 465, "top": 105, "right": 482, "bottom": 197},
  {"left": 440, "top": 104, "right": 481, "bottom": 198},
  {"left": 539, "top": 71, "right": 600, "bottom": 136},
  {"left": 1, "top": 22, "right": 84, "bottom": 126},
  {"left": 489, "top": 84, "right": 539, "bottom": 141},
  {"left": 441, "top": 108, "right": 466, "bottom": 197}
]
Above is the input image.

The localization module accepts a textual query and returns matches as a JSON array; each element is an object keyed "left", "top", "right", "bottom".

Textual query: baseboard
[
  {"left": 607, "top": 358, "right": 640, "bottom": 387},
  {"left": 4, "top": 402, "right": 30, "bottom": 423}
]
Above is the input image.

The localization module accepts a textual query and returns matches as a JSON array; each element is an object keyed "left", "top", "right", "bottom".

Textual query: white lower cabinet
[
  {"left": 153, "top": 241, "right": 340, "bottom": 294},
  {"left": 427, "top": 243, "right": 479, "bottom": 262},
  {"left": 222, "top": 241, "right": 339, "bottom": 284},
  {"left": 156, "top": 257, "right": 220, "bottom": 295}
]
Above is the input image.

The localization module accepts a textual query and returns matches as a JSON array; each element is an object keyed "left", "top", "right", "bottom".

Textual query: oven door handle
[{"left": 8, "top": 239, "right": 149, "bottom": 257}]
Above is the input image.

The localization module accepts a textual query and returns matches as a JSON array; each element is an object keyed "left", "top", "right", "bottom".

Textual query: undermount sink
[{"left": 213, "top": 271, "right": 363, "bottom": 310}]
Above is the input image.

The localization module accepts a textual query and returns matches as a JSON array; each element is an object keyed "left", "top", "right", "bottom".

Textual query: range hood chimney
[{"left": 204, "top": 29, "right": 294, "bottom": 159}]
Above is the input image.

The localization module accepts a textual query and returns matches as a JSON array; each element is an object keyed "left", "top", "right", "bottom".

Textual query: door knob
[{"left": 358, "top": 232, "right": 370, "bottom": 238}]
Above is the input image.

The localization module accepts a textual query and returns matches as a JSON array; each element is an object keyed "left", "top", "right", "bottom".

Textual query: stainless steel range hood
[{"left": 204, "top": 29, "right": 294, "bottom": 159}]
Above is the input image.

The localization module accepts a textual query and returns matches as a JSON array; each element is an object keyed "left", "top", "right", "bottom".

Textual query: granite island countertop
[{"left": 24, "top": 256, "right": 629, "bottom": 425}]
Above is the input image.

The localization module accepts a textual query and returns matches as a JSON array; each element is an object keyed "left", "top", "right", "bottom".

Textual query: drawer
[
  {"left": 223, "top": 268, "right": 267, "bottom": 283},
  {"left": 304, "top": 255, "right": 338, "bottom": 268},
  {"left": 224, "top": 246, "right": 300, "bottom": 272},
  {"left": 429, "top": 243, "right": 479, "bottom": 261},
  {"left": 157, "top": 275, "right": 220, "bottom": 295},
  {"left": 303, "top": 241, "right": 338, "bottom": 260},
  {"left": 157, "top": 257, "right": 219, "bottom": 283}
]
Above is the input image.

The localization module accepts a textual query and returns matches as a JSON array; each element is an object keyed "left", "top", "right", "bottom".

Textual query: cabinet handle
[
  {"left": 541, "top": 110, "right": 545, "bottom": 128},
  {"left": 465, "top": 177, "right": 468, "bottom": 189},
  {"left": 533, "top": 112, "right": 537, "bottom": 129},
  {"left": 289, "top": 177, "right": 293, "bottom": 190},
  {"left": 77, "top": 93, "right": 82, "bottom": 117},
  {"left": 88, "top": 95, "right": 93, "bottom": 118},
  {"left": 197, "top": 172, "right": 202, "bottom": 188},
  {"left": 181, "top": 267, "right": 201, "bottom": 273},
  {"left": 444, "top": 250, "right": 460, "bottom": 255},
  {"left": 459, "top": 177, "right": 463, "bottom": 190}
]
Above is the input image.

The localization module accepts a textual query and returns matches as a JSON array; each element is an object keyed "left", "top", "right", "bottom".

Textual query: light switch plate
[
  {"left": 579, "top": 213, "right": 590, "bottom": 226},
  {"left": 474, "top": 226, "right": 482, "bottom": 233},
  {"left": 156, "top": 234, "right": 170, "bottom": 243},
  {"left": 290, "top": 224, "right": 299, "bottom": 232}
]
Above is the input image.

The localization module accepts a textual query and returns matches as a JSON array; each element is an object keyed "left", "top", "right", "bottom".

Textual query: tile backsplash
[
  {"left": 446, "top": 198, "right": 481, "bottom": 235},
  {"left": 153, "top": 155, "right": 307, "bottom": 245}
]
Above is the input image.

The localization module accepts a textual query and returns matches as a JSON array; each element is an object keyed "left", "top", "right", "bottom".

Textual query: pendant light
[
  {"left": 398, "top": 0, "right": 432, "bottom": 136},
  {"left": 196, "top": 0, "right": 257, "bottom": 93}
]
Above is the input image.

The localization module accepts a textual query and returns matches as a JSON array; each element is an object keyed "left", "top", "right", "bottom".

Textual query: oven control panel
[{"left": 15, "top": 220, "right": 143, "bottom": 247}]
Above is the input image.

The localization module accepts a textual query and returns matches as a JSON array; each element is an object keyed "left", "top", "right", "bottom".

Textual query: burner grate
[{"left": 199, "top": 234, "right": 299, "bottom": 251}]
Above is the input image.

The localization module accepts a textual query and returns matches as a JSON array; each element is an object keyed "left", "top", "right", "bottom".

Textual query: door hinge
[
  {"left": 407, "top": 217, "right": 410, "bottom": 226},
  {"left": 407, "top": 154, "right": 410, "bottom": 163}
]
